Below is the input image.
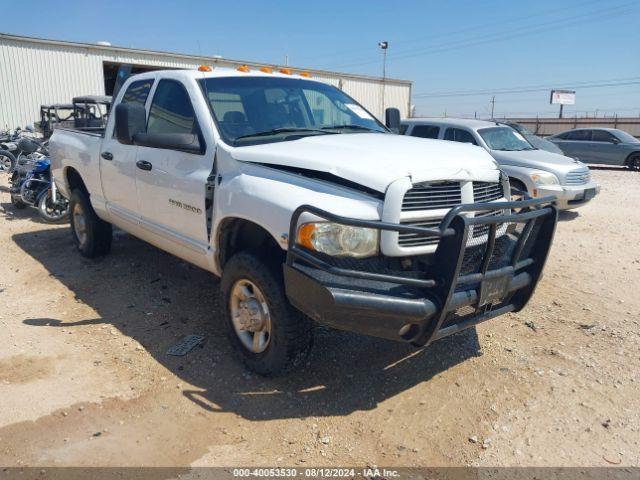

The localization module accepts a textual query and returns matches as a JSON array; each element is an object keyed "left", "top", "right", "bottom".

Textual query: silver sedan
[{"left": 548, "top": 128, "right": 640, "bottom": 170}]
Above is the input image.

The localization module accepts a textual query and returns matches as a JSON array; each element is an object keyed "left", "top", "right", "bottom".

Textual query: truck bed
[{"left": 49, "top": 127, "right": 105, "bottom": 202}]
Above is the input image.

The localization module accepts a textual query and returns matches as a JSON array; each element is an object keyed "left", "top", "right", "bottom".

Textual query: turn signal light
[
  {"left": 237, "top": 65, "right": 250, "bottom": 72},
  {"left": 260, "top": 66, "right": 273, "bottom": 73},
  {"left": 279, "top": 68, "right": 292, "bottom": 75},
  {"left": 296, "top": 224, "right": 315, "bottom": 250},
  {"left": 198, "top": 65, "right": 212, "bottom": 72}
]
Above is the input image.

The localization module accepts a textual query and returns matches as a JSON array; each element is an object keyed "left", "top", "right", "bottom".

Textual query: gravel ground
[{"left": 0, "top": 169, "right": 638, "bottom": 468}]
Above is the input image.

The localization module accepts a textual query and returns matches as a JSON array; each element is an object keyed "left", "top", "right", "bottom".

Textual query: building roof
[{"left": 0, "top": 32, "right": 411, "bottom": 85}]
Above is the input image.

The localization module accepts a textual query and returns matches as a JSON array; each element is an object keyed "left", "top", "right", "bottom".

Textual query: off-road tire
[
  {"left": 69, "top": 189, "right": 112, "bottom": 258},
  {"left": 221, "top": 252, "right": 313, "bottom": 376}
]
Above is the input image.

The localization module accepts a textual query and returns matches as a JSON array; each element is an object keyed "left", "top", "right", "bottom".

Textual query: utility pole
[
  {"left": 490, "top": 96, "right": 496, "bottom": 119},
  {"left": 378, "top": 41, "right": 388, "bottom": 118}
]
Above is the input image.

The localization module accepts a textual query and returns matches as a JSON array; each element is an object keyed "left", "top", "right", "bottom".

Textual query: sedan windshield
[
  {"left": 479, "top": 126, "right": 535, "bottom": 151},
  {"left": 199, "top": 76, "right": 387, "bottom": 146}
]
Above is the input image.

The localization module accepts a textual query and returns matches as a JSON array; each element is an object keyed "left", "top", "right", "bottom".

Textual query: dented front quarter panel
[{"left": 210, "top": 147, "right": 384, "bottom": 276}]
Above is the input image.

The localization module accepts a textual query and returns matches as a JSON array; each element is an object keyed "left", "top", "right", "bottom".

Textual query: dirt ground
[{"left": 0, "top": 169, "right": 638, "bottom": 469}]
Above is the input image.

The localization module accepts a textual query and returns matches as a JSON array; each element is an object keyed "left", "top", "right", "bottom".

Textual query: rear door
[
  {"left": 556, "top": 130, "right": 592, "bottom": 161},
  {"left": 134, "top": 78, "right": 212, "bottom": 255},
  {"left": 100, "top": 78, "right": 154, "bottom": 225}
]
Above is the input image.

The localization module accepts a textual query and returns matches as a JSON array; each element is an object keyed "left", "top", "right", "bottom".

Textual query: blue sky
[{"left": 2, "top": 0, "right": 639, "bottom": 118}]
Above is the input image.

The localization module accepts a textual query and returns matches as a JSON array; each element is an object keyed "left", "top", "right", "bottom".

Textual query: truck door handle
[
  {"left": 136, "top": 160, "right": 153, "bottom": 171},
  {"left": 101, "top": 151, "right": 113, "bottom": 161}
]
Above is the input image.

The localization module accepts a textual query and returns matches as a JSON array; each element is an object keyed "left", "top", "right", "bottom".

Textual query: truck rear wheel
[
  {"left": 69, "top": 189, "right": 112, "bottom": 258},
  {"left": 221, "top": 252, "right": 313, "bottom": 376}
]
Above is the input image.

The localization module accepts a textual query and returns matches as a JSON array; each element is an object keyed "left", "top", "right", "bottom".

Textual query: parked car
[
  {"left": 500, "top": 122, "right": 564, "bottom": 155},
  {"left": 402, "top": 118, "right": 599, "bottom": 210},
  {"left": 50, "top": 68, "right": 557, "bottom": 375},
  {"left": 548, "top": 128, "right": 640, "bottom": 170}
]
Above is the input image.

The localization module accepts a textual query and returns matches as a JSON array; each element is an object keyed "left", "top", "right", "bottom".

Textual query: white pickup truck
[{"left": 50, "top": 67, "right": 558, "bottom": 375}]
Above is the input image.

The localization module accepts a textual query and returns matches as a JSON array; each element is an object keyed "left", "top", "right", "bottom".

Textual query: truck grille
[
  {"left": 565, "top": 169, "right": 590, "bottom": 185},
  {"left": 471, "top": 210, "right": 503, "bottom": 239},
  {"left": 473, "top": 182, "right": 504, "bottom": 202},
  {"left": 398, "top": 181, "right": 505, "bottom": 248},
  {"left": 398, "top": 210, "right": 504, "bottom": 248},
  {"left": 401, "top": 182, "right": 462, "bottom": 211},
  {"left": 398, "top": 219, "right": 441, "bottom": 247}
]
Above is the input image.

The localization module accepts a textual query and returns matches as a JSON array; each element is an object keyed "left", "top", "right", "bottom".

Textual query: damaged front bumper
[{"left": 284, "top": 197, "right": 558, "bottom": 346}]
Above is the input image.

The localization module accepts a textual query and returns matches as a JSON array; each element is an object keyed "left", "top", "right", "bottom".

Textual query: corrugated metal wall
[{"left": 0, "top": 34, "right": 411, "bottom": 129}]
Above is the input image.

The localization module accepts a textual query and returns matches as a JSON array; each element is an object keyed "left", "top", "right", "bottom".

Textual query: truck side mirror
[
  {"left": 115, "top": 103, "right": 146, "bottom": 145},
  {"left": 385, "top": 107, "right": 401, "bottom": 134}
]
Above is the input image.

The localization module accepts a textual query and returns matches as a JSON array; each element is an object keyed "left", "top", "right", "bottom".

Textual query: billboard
[{"left": 550, "top": 90, "right": 576, "bottom": 105}]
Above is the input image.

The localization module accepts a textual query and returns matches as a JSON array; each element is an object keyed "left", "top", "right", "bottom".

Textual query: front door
[
  {"left": 589, "top": 130, "right": 621, "bottom": 165},
  {"left": 135, "top": 79, "right": 213, "bottom": 258},
  {"left": 100, "top": 78, "right": 154, "bottom": 225}
]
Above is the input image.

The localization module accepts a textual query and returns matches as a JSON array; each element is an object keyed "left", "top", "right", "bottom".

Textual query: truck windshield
[
  {"left": 478, "top": 126, "right": 535, "bottom": 151},
  {"left": 198, "top": 77, "right": 387, "bottom": 146}
]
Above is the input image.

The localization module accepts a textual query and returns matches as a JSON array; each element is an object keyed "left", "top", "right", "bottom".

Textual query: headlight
[
  {"left": 296, "top": 222, "right": 378, "bottom": 258},
  {"left": 529, "top": 172, "right": 559, "bottom": 186}
]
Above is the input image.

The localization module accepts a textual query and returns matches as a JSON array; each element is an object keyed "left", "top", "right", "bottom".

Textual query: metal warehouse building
[{"left": 0, "top": 33, "right": 411, "bottom": 129}]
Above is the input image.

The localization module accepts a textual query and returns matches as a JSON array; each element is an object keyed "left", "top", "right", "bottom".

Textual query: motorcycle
[
  {"left": 0, "top": 127, "right": 21, "bottom": 172},
  {"left": 1, "top": 125, "right": 41, "bottom": 173},
  {"left": 9, "top": 137, "right": 69, "bottom": 223}
]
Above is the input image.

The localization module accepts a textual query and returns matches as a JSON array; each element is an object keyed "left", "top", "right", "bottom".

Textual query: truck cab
[{"left": 50, "top": 68, "right": 557, "bottom": 375}]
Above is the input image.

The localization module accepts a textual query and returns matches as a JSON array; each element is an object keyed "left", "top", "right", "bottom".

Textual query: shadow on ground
[
  {"left": 14, "top": 226, "right": 480, "bottom": 420},
  {"left": 558, "top": 210, "right": 580, "bottom": 222},
  {"left": 0, "top": 199, "right": 51, "bottom": 224}
]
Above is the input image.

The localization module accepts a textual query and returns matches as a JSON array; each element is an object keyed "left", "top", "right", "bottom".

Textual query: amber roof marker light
[
  {"left": 237, "top": 65, "right": 251, "bottom": 73},
  {"left": 198, "top": 65, "right": 213, "bottom": 72}
]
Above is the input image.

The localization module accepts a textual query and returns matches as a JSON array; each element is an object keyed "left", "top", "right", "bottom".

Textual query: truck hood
[
  {"left": 229, "top": 133, "right": 499, "bottom": 193},
  {"left": 490, "top": 148, "right": 584, "bottom": 172}
]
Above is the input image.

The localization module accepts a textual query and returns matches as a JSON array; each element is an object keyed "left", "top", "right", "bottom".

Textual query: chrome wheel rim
[
  {"left": 72, "top": 202, "right": 88, "bottom": 246},
  {"left": 0, "top": 154, "right": 11, "bottom": 171},
  {"left": 41, "top": 195, "right": 68, "bottom": 220},
  {"left": 230, "top": 279, "right": 271, "bottom": 353}
]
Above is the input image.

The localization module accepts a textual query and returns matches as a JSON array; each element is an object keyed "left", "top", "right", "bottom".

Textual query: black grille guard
[{"left": 285, "top": 196, "right": 558, "bottom": 345}]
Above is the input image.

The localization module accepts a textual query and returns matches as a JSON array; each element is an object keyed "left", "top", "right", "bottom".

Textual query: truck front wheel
[
  {"left": 69, "top": 189, "right": 112, "bottom": 258},
  {"left": 221, "top": 252, "right": 313, "bottom": 376}
]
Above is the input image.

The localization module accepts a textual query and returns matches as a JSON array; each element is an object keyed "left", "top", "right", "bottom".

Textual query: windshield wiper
[
  {"left": 234, "top": 127, "right": 330, "bottom": 143},
  {"left": 321, "top": 124, "right": 382, "bottom": 132}
]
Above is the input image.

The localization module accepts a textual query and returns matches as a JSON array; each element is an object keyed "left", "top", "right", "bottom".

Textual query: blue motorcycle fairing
[{"left": 33, "top": 159, "right": 50, "bottom": 173}]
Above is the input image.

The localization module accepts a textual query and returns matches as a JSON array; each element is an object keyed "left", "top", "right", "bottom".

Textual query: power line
[
  {"left": 413, "top": 77, "right": 640, "bottom": 98},
  {"left": 324, "top": 2, "right": 637, "bottom": 70},
  {"left": 296, "top": 0, "right": 604, "bottom": 64}
]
